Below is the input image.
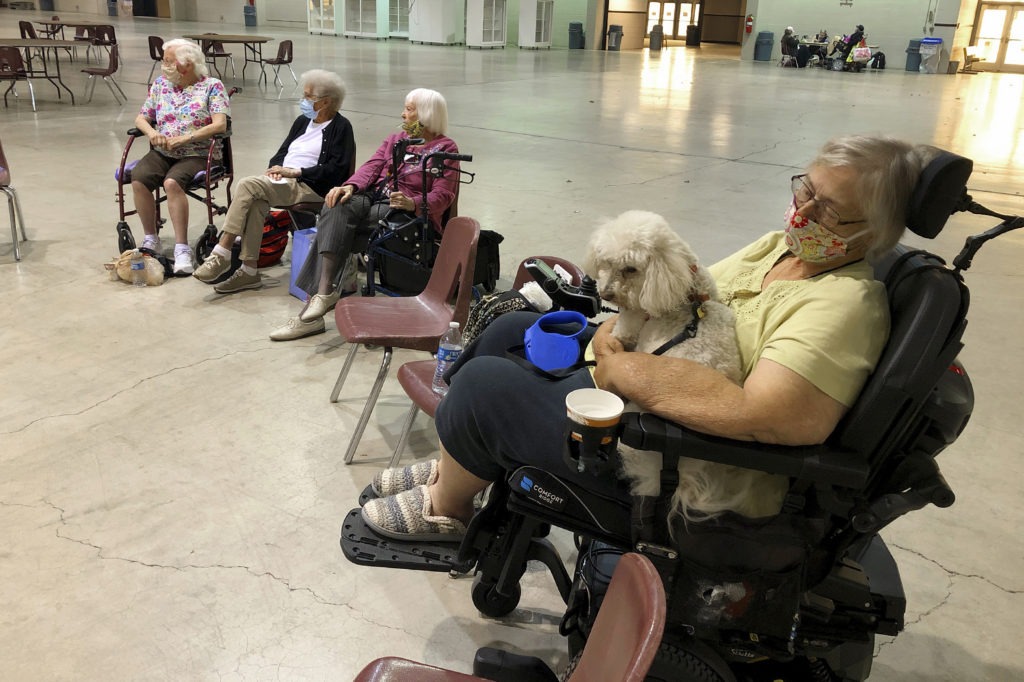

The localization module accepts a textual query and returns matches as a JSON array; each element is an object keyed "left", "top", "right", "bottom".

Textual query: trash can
[
  {"left": 607, "top": 25, "right": 623, "bottom": 51},
  {"left": 649, "top": 24, "right": 664, "bottom": 52},
  {"left": 107, "top": 0, "right": 118, "bottom": 16},
  {"left": 243, "top": 4, "right": 258, "bottom": 27},
  {"left": 754, "top": 31, "right": 774, "bottom": 61},
  {"left": 568, "top": 22, "right": 585, "bottom": 50},
  {"left": 40, "top": 0, "right": 55, "bottom": 10},
  {"left": 920, "top": 37, "right": 943, "bottom": 73},
  {"left": 685, "top": 23, "right": 701, "bottom": 47},
  {"left": 905, "top": 39, "right": 922, "bottom": 72}
]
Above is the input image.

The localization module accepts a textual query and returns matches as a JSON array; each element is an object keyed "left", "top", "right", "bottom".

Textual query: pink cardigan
[{"left": 346, "top": 132, "right": 460, "bottom": 234}]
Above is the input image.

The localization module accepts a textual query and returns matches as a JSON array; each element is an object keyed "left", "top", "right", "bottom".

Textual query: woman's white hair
[
  {"left": 300, "top": 69, "right": 346, "bottom": 111},
  {"left": 811, "top": 134, "right": 940, "bottom": 259},
  {"left": 162, "top": 38, "right": 208, "bottom": 78},
  {"left": 406, "top": 88, "right": 449, "bottom": 136}
]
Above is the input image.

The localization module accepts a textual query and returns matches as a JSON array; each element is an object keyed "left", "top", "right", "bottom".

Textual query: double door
[
  {"left": 646, "top": 1, "right": 699, "bottom": 39},
  {"left": 974, "top": 3, "right": 1024, "bottom": 72}
]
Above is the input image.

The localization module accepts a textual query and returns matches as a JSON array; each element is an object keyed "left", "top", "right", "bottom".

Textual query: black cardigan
[{"left": 268, "top": 113, "right": 356, "bottom": 198}]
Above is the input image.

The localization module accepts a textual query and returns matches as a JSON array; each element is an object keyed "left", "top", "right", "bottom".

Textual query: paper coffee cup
[{"left": 566, "top": 388, "right": 624, "bottom": 434}]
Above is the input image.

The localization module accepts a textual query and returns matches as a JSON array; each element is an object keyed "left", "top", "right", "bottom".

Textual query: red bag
[{"left": 258, "top": 210, "right": 292, "bottom": 268}]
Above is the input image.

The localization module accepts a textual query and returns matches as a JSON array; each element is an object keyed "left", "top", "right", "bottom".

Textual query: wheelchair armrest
[
  {"left": 127, "top": 128, "right": 145, "bottom": 137},
  {"left": 619, "top": 412, "right": 870, "bottom": 489}
]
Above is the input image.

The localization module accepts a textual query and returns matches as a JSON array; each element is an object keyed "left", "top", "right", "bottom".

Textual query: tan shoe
[
  {"left": 299, "top": 290, "right": 341, "bottom": 322},
  {"left": 214, "top": 268, "right": 261, "bottom": 294},
  {"left": 269, "top": 316, "right": 326, "bottom": 341},
  {"left": 192, "top": 253, "right": 231, "bottom": 283}
]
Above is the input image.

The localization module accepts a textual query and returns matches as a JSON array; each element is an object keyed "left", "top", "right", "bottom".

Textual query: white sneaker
[
  {"left": 173, "top": 249, "right": 194, "bottom": 275},
  {"left": 140, "top": 235, "right": 162, "bottom": 253},
  {"left": 269, "top": 316, "right": 326, "bottom": 341}
]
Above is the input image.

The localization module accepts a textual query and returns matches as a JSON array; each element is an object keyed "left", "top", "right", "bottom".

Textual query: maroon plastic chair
[
  {"left": 387, "top": 256, "right": 587, "bottom": 467},
  {"left": 331, "top": 216, "right": 480, "bottom": 465},
  {"left": 146, "top": 35, "right": 164, "bottom": 83},
  {"left": 0, "top": 137, "right": 28, "bottom": 262},
  {"left": 353, "top": 553, "right": 666, "bottom": 682},
  {"left": 82, "top": 43, "right": 126, "bottom": 104},
  {"left": 0, "top": 47, "right": 35, "bottom": 113},
  {"left": 259, "top": 39, "right": 296, "bottom": 86},
  {"left": 203, "top": 38, "right": 235, "bottom": 79}
]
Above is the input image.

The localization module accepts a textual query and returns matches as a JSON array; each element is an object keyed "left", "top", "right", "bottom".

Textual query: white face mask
[
  {"left": 783, "top": 200, "right": 871, "bottom": 263},
  {"left": 161, "top": 63, "right": 182, "bottom": 85}
]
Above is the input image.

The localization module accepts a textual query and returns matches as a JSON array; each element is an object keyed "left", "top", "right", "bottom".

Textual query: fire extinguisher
[{"left": 745, "top": 15, "right": 754, "bottom": 34}]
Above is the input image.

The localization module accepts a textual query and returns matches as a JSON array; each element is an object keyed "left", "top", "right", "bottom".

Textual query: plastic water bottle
[
  {"left": 130, "top": 249, "right": 146, "bottom": 287},
  {"left": 432, "top": 322, "right": 464, "bottom": 395}
]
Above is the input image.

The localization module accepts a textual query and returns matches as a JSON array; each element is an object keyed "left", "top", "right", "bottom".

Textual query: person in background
[
  {"left": 131, "top": 38, "right": 230, "bottom": 275},
  {"left": 269, "top": 88, "right": 460, "bottom": 342},
  {"left": 192, "top": 70, "right": 355, "bottom": 294}
]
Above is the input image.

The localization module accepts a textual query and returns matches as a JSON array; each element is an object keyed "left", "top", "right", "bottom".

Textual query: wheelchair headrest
[{"left": 905, "top": 151, "right": 973, "bottom": 238}]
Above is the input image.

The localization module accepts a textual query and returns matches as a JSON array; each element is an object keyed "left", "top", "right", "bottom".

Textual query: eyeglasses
[{"left": 790, "top": 174, "right": 865, "bottom": 231}]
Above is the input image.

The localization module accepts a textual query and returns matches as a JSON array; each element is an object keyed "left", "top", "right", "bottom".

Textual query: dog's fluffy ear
[
  {"left": 638, "top": 221, "right": 699, "bottom": 316},
  {"left": 584, "top": 216, "right": 616, "bottom": 278}
]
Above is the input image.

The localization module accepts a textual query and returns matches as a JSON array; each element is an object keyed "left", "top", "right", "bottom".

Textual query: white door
[{"left": 975, "top": 3, "right": 1024, "bottom": 73}]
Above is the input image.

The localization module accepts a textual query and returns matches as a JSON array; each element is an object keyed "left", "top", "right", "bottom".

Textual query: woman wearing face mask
[
  {"left": 357, "top": 135, "right": 940, "bottom": 543},
  {"left": 132, "top": 39, "right": 230, "bottom": 275},
  {"left": 192, "top": 70, "right": 355, "bottom": 293},
  {"left": 270, "top": 88, "right": 460, "bottom": 341}
]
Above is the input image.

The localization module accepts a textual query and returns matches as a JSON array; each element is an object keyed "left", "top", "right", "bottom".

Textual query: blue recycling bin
[
  {"left": 754, "top": 31, "right": 774, "bottom": 61},
  {"left": 243, "top": 5, "right": 258, "bottom": 27},
  {"left": 607, "top": 25, "right": 623, "bottom": 51},
  {"left": 569, "top": 22, "right": 585, "bottom": 50}
]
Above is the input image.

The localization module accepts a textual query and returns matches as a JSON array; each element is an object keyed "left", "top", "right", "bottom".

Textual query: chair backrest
[
  {"left": 512, "top": 255, "right": 586, "bottom": 290},
  {"left": 569, "top": 553, "right": 666, "bottom": 682},
  {"left": 422, "top": 216, "right": 480, "bottom": 328},
  {"left": 0, "top": 47, "right": 28, "bottom": 77},
  {"left": 277, "top": 39, "right": 293, "bottom": 62},
  {"left": 19, "top": 21, "right": 38, "bottom": 40},
  {"left": 148, "top": 35, "right": 164, "bottom": 61}
]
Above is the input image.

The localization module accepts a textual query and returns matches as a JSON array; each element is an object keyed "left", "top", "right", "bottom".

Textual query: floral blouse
[{"left": 140, "top": 75, "right": 231, "bottom": 160}]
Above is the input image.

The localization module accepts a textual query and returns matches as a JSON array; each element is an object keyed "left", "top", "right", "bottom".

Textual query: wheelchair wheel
[
  {"left": 116, "top": 222, "right": 135, "bottom": 253},
  {"left": 195, "top": 225, "right": 218, "bottom": 265},
  {"left": 645, "top": 639, "right": 736, "bottom": 682},
  {"left": 472, "top": 574, "right": 521, "bottom": 618}
]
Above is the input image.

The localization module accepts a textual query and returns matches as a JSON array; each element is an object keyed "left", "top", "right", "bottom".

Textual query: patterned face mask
[
  {"left": 783, "top": 200, "right": 871, "bottom": 263},
  {"left": 402, "top": 119, "right": 425, "bottom": 138}
]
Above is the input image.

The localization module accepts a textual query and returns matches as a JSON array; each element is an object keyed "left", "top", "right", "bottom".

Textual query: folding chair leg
[
  {"left": 108, "top": 77, "right": 127, "bottom": 104},
  {"left": 330, "top": 343, "right": 361, "bottom": 403},
  {"left": 342, "top": 347, "right": 393, "bottom": 465},
  {"left": 102, "top": 78, "right": 125, "bottom": 105},
  {"left": 258, "top": 63, "right": 267, "bottom": 86},
  {"left": 389, "top": 402, "right": 422, "bottom": 469},
  {"left": 272, "top": 65, "right": 282, "bottom": 87},
  {"left": 26, "top": 80, "right": 35, "bottom": 112},
  {"left": 5, "top": 190, "right": 20, "bottom": 261},
  {"left": 147, "top": 61, "right": 157, "bottom": 83},
  {"left": 286, "top": 65, "right": 298, "bottom": 85},
  {"left": 4, "top": 186, "right": 27, "bottom": 243},
  {"left": 84, "top": 75, "right": 96, "bottom": 104}
]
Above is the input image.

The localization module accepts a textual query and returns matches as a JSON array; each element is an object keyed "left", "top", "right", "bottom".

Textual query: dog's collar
[{"left": 651, "top": 300, "right": 704, "bottom": 356}]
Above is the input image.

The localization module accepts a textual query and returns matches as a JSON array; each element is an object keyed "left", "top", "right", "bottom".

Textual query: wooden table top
[
  {"left": 35, "top": 20, "right": 115, "bottom": 28},
  {"left": 183, "top": 34, "right": 273, "bottom": 44},
  {"left": 0, "top": 38, "right": 80, "bottom": 48}
]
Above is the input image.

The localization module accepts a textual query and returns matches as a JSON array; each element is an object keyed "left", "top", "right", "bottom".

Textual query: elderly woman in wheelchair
[
  {"left": 131, "top": 38, "right": 230, "bottom": 275},
  {"left": 270, "top": 88, "right": 460, "bottom": 341},
  {"left": 360, "top": 134, "right": 930, "bottom": 540},
  {"left": 345, "top": 135, "right": 1007, "bottom": 679},
  {"left": 191, "top": 69, "right": 355, "bottom": 294}
]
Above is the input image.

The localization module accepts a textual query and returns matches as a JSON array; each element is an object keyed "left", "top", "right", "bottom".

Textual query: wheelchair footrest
[{"left": 339, "top": 508, "right": 474, "bottom": 573}]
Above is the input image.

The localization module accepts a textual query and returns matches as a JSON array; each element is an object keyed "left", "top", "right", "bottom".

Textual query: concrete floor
[{"left": 1, "top": 9, "right": 1023, "bottom": 682}]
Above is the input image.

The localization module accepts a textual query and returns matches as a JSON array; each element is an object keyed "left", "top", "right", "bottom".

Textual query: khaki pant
[{"left": 221, "top": 175, "right": 323, "bottom": 261}]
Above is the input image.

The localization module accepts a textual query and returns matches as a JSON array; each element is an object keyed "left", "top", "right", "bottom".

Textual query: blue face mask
[{"left": 299, "top": 98, "right": 317, "bottom": 120}]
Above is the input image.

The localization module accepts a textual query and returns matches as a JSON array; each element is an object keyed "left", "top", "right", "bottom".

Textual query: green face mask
[{"left": 402, "top": 120, "right": 425, "bottom": 138}]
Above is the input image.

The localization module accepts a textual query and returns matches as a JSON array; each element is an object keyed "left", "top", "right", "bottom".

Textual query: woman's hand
[
  {"left": 325, "top": 184, "right": 354, "bottom": 209},
  {"left": 389, "top": 191, "right": 415, "bottom": 212},
  {"left": 149, "top": 132, "right": 169, "bottom": 151},
  {"left": 164, "top": 135, "right": 192, "bottom": 151}
]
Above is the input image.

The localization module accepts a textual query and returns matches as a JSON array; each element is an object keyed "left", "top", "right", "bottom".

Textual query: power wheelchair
[
  {"left": 340, "top": 150, "right": 1022, "bottom": 680},
  {"left": 113, "top": 87, "right": 239, "bottom": 265}
]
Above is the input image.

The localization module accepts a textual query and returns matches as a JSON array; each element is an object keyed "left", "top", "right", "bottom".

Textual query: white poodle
[{"left": 584, "top": 210, "right": 787, "bottom": 523}]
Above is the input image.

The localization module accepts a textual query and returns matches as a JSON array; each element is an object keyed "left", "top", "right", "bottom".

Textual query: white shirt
[{"left": 283, "top": 119, "right": 330, "bottom": 170}]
